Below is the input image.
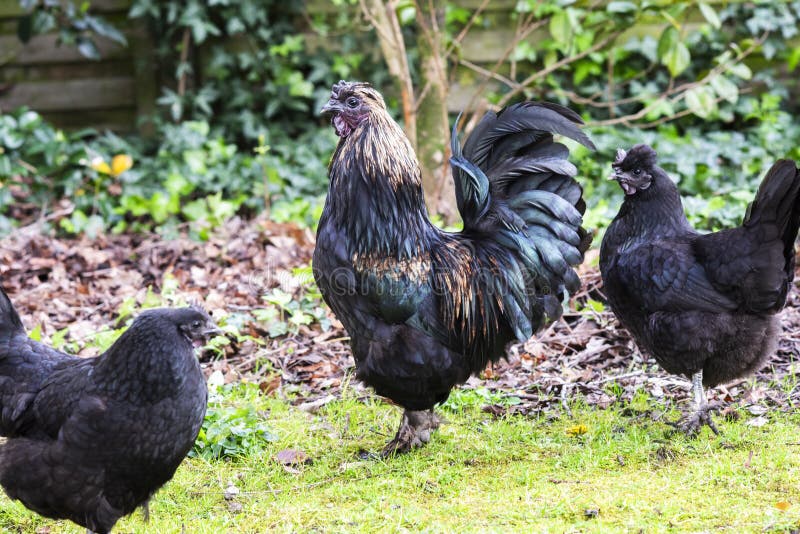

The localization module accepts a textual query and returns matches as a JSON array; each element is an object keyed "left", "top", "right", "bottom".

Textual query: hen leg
[
  {"left": 672, "top": 371, "right": 719, "bottom": 436},
  {"left": 381, "top": 409, "right": 441, "bottom": 457}
]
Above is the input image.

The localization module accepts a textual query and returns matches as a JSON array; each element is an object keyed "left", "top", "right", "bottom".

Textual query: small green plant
[
  {"left": 192, "top": 383, "right": 277, "bottom": 460},
  {"left": 252, "top": 265, "right": 331, "bottom": 337}
]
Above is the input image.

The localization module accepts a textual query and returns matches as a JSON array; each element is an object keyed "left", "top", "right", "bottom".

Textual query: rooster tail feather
[{"left": 449, "top": 101, "right": 593, "bottom": 340}]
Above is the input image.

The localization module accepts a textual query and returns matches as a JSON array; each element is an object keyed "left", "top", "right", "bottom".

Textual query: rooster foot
[
  {"left": 381, "top": 409, "right": 441, "bottom": 457},
  {"left": 669, "top": 403, "right": 720, "bottom": 437}
]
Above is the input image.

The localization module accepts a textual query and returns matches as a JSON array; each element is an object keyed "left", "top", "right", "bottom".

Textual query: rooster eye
[
  {"left": 346, "top": 97, "right": 359, "bottom": 108},
  {"left": 191, "top": 320, "right": 202, "bottom": 328},
  {"left": 633, "top": 168, "right": 641, "bottom": 175}
]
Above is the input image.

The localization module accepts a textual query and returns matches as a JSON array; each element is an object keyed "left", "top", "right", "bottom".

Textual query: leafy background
[{"left": 1, "top": 0, "right": 798, "bottom": 238}]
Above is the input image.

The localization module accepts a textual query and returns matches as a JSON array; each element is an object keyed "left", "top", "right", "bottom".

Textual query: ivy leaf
[
  {"left": 727, "top": 62, "right": 752, "bottom": 80},
  {"left": 710, "top": 75, "right": 739, "bottom": 103},
  {"left": 658, "top": 27, "right": 691, "bottom": 77},
  {"left": 607, "top": 1, "right": 637, "bottom": 13},
  {"left": 685, "top": 86, "right": 717, "bottom": 118},
  {"left": 788, "top": 47, "right": 800, "bottom": 71},
  {"left": 549, "top": 10, "right": 571, "bottom": 45},
  {"left": 76, "top": 36, "right": 100, "bottom": 60},
  {"left": 657, "top": 26, "right": 679, "bottom": 59},
  {"left": 663, "top": 42, "right": 690, "bottom": 77},
  {"left": 698, "top": 2, "right": 721, "bottom": 29}
]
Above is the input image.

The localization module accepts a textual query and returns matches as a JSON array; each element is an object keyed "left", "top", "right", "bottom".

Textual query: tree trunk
[
  {"left": 415, "top": 0, "right": 456, "bottom": 221},
  {"left": 360, "top": 0, "right": 417, "bottom": 149}
]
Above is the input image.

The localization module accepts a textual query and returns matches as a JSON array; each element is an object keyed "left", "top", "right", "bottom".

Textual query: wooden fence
[{"left": 0, "top": 0, "right": 155, "bottom": 132}]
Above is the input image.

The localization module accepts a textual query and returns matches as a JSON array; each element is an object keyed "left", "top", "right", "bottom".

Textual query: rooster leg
[
  {"left": 671, "top": 371, "right": 719, "bottom": 436},
  {"left": 381, "top": 409, "right": 441, "bottom": 457}
]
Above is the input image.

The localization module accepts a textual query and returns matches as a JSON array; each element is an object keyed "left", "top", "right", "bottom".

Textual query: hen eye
[
  {"left": 191, "top": 320, "right": 202, "bottom": 328},
  {"left": 633, "top": 168, "right": 641, "bottom": 175},
  {"left": 346, "top": 97, "right": 359, "bottom": 108}
]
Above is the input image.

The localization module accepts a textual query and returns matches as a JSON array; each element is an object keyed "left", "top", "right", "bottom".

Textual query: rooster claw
[
  {"left": 381, "top": 409, "right": 441, "bottom": 457},
  {"left": 668, "top": 404, "right": 720, "bottom": 436}
]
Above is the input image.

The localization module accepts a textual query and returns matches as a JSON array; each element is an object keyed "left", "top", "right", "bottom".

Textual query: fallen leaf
[
  {"left": 584, "top": 508, "right": 599, "bottom": 518},
  {"left": 745, "top": 416, "right": 768, "bottom": 427},
  {"left": 227, "top": 501, "right": 243, "bottom": 513},
  {"left": 775, "top": 501, "right": 791, "bottom": 511},
  {"left": 275, "top": 448, "right": 310, "bottom": 466},
  {"left": 223, "top": 482, "right": 240, "bottom": 500}
]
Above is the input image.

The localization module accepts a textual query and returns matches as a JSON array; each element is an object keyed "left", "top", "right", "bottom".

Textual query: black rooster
[
  {"left": 314, "top": 80, "right": 594, "bottom": 454},
  {"left": 0, "top": 285, "right": 217, "bottom": 533},
  {"left": 601, "top": 144, "right": 800, "bottom": 434}
]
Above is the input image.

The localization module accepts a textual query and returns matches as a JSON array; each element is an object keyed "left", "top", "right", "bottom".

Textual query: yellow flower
[
  {"left": 89, "top": 154, "right": 133, "bottom": 177},
  {"left": 111, "top": 154, "right": 133, "bottom": 176},
  {"left": 90, "top": 156, "right": 111, "bottom": 175},
  {"left": 566, "top": 424, "right": 588, "bottom": 437}
]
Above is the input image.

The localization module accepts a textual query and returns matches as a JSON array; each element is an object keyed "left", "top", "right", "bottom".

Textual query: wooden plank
[
  {"left": 0, "top": 61, "right": 131, "bottom": 83},
  {"left": 0, "top": 0, "right": 131, "bottom": 19},
  {"left": 41, "top": 108, "right": 137, "bottom": 132},
  {"left": 0, "top": 77, "right": 135, "bottom": 112},
  {"left": 0, "top": 34, "right": 129, "bottom": 65}
]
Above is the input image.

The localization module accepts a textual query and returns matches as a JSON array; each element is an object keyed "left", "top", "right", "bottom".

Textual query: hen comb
[{"left": 612, "top": 148, "right": 627, "bottom": 167}]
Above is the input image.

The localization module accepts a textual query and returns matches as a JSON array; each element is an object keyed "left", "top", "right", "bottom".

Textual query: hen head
[
  {"left": 135, "top": 307, "right": 221, "bottom": 348},
  {"left": 610, "top": 144, "right": 658, "bottom": 196},
  {"left": 321, "top": 80, "right": 385, "bottom": 138}
]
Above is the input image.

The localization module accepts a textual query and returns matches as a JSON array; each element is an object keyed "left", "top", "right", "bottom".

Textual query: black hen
[
  {"left": 0, "top": 285, "right": 217, "bottom": 533},
  {"left": 314, "top": 80, "right": 594, "bottom": 454},
  {"left": 600, "top": 144, "right": 800, "bottom": 434}
]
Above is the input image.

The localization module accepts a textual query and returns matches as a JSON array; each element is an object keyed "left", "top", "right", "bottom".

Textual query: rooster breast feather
[{"left": 445, "top": 102, "right": 594, "bottom": 348}]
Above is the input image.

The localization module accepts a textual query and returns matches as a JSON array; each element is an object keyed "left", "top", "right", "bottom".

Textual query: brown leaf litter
[{"left": 0, "top": 218, "right": 797, "bottom": 418}]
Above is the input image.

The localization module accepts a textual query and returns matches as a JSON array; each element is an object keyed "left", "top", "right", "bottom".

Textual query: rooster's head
[
  {"left": 610, "top": 144, "right": 658, "bottom": 196},
  {"left": 321, "top": 80, "right": 385, "bottom": 138}
]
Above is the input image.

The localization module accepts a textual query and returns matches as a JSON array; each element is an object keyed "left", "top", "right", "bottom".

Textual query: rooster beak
[{"left": 320, "top": 100, "right": 340, "bottom": 116}]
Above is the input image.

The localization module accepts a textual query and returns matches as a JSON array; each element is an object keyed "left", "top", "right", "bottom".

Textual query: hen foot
[
  {"left": 670, "top": 403, "right": 719, "bottom": 436},
  {"left": 381, "top": 409, "right": 441, "bottom": 457},
  {"left": 668, "top": 370, "right": 720, "bottom": 436}
]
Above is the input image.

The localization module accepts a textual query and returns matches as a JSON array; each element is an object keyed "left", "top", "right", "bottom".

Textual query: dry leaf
[
  {"left": 275, "top": 448, "right": 310, "bottom": 466},
  {"left": 775, "top": 501, "right": 791, "bottom": 511},
  {"left": 223, "top": 482, "right": 240, "bottom": 500},
  {"left": 745, "top": 416, "right": 768, "bottom": 427}
]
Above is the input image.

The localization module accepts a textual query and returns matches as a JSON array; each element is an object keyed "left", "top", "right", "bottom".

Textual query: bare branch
[
  {"left": 359, "top": 0, "right": 417, "bottom": 147},
  {"left": 495, "top": 30, "right": 624, "bottom": 109}
]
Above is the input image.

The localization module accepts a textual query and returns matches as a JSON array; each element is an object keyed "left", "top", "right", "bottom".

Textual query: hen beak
[
  {"left": 203, "top": 322, "right": 222, "bottom": 338},
  {"left": 320, "top": 100, "right": 341, "bottom": 116}
]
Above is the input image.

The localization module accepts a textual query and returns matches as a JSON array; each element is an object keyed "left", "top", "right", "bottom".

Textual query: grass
[{"left": 1, "top": 386, "right": 799, "bottom": 533}]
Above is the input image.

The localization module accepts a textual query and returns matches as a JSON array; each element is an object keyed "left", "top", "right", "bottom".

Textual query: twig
[
  {"left": 560, "top": 383, "right": 572, "bottom": 416},
  {"left": 495, "top": 30, "right": 624, "bottom": 110},
  {"left": 589, "top": 32, "right": 767, "bottom": 128},
  {"left": 587, "top": 370, "right": 645, "bottom": 386},
  {"left": 177, "top": 27, "right": 191, "bottom": 97}
]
